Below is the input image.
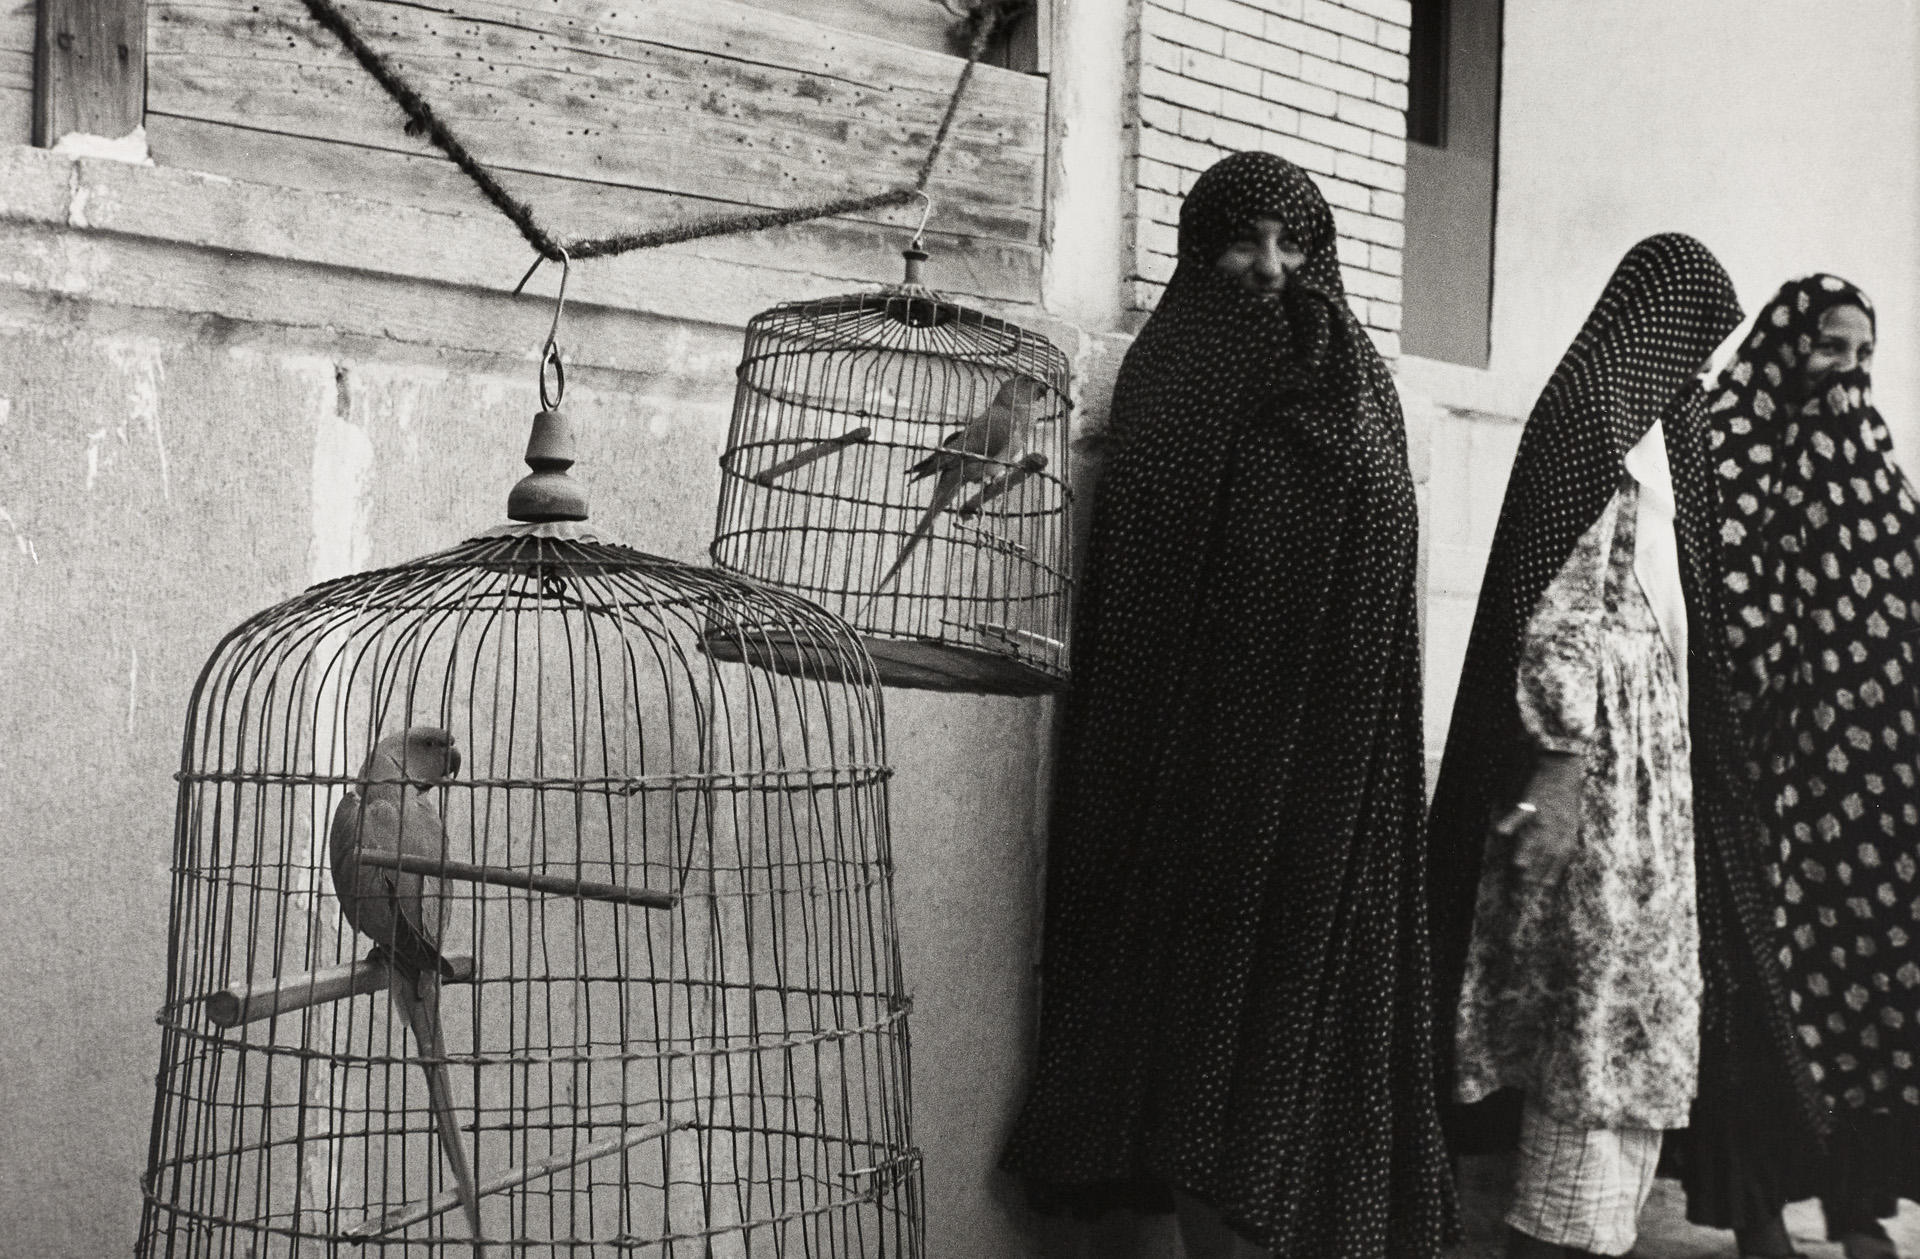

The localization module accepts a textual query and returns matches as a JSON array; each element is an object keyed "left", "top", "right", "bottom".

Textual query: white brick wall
[{"left": 1129, "top": 0, "right": 1411, "bottom": 355}]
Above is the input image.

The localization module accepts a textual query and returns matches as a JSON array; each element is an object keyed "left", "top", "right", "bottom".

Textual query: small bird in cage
[
  {"left": 873, "top": 372, "right": 1048, "bottom": 594},
  {"left": 329, "top": 725, "right": 487, "bottom": 1255}
]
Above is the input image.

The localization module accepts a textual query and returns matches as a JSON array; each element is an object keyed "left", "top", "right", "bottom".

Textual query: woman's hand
[{"left": 1493, "top": 749, "right": 1585, "bottom": 895}]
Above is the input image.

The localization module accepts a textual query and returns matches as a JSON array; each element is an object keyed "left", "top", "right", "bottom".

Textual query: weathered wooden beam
[
  {"left": 3, "top": 0, "right": 36, "bottom": 144},
  {"left": 33, "top": 0, "right": 145, "bottom": 145},
  {"left": 730, "top": 0, "right": 954, "bottom": 56},
  {"left": 0, "top": 146, "right": 1054, "bottom": 351},
  {"left": 145, "top": 0, "right": 1046, "bottom": 243}
]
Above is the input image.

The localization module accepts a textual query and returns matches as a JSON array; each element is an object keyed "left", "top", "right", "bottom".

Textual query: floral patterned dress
[{"left": 1455, "top": 477, "right": 1703, "bottom": 1129}]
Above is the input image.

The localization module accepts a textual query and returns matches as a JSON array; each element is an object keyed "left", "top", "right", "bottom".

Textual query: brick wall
[{"left": 1129, "top": 0, "right": 1410, "bottom": 356}]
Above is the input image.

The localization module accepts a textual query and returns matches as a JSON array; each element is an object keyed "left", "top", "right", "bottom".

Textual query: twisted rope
[{"left": 295, "top": 0, "right": 1022, "bottom": 262}]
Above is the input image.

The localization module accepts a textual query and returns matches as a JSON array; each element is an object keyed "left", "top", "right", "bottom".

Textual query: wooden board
[
  {"left": 141, "top": 117, "right": 1042, "bottom": 303},
  {"left": 728, "top": 0, "right": 958, "bottom": 57},
  {"left": 730, "top": 0, "right": 1050, "bottom": 75},
  {"left": 145, "top": 0, "right": 1048, "bottom": 296},
  {"left": 0, "top": 0, "right": 33, "bottom": 144},
  {"left": 35, "top": 0, "right": 147, "bottom": 143}
]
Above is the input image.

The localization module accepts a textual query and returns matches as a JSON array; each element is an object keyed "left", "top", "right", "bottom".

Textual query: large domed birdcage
[
  {"left": 709, "top": 248, "right": 1073, "bottom": 695},
  {"left": 136, "top": 405, "right": 922, "bottom": 1257}
]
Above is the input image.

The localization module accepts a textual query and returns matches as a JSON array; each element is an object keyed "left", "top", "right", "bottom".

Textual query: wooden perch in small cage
[
  {"left": 750, "top": 427, "right": 873, "bottom": 486},
  {"left": 972, "top": 622, "right": 1065, "bottom": 653},
  {"left": 204, "top": 955, "right": 476, "bottom": 1028},
  {"left": 955, "top": 453, "right": 1049, "bottom": 517},
  {"left": 354, "top": 851, "right": 678, "bottom": 910},
  {"left": 345, "top": 1116, "right": 698, "bottom": 1239}
]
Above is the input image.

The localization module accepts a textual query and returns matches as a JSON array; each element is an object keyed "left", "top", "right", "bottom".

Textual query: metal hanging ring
[{"left": 540, "top": 340, "right": 566, "bottom": 411}]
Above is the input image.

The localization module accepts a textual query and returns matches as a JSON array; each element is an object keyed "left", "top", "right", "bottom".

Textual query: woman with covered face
[
  {"left": 1426, "top": 236, "right": 1810, "bottom": 1259},
  {"left": 1688, "top": 276, "right": 1920, "bottom": 1259},
  {"left": 1000, "top": 152, "right": 1454, "bottom": 1259}
]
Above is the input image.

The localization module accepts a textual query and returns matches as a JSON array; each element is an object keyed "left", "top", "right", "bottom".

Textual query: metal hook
[
  {"left": 517, "top": 248, "right": 569, "bottom": 410},
  {"left": 908, "top": 190, "right": 934, "bottom": 251},
  {"left": 545, "top": 248, "right": 571, "bottom": 349},
  {"left": 511, "top": 253, "right": 546, "bottom": 297}
]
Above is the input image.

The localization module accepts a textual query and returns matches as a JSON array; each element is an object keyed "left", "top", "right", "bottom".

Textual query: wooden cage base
[{"left": 701, "top": 628, "right": 1063, "bottom": 696}]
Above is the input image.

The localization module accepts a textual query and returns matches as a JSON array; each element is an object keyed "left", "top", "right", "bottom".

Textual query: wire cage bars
[
  {"left": 137, "top": 408, "right": 922, "bottom": 1258},
  {"left": 709, "top": 250, "right": 1073, "bottom": 695}
]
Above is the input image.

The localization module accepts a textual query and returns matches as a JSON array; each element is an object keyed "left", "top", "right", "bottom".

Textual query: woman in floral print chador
[{"left": 1427, "top": 236, "right": 1814, "bottom": 1259}]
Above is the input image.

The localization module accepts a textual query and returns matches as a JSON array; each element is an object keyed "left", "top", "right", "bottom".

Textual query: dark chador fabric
[
  {"left": 1000, "top": 152, "right": 1454, "bottom": 1258},
  {"left": 1691, "top": 275, "right": 1920, "bottom": 1223},
  {"left": 1424, "top": 235, "right": 1821, "bottom": 1163}
]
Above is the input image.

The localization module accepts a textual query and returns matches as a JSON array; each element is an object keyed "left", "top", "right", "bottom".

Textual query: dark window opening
[
  {"left": 1407, "top": 0, "right": 1450, "bottom": 148},
  {"left": 1402, "top": 0, "right": 1501, "bottom": 368},
  {"left": 974, "top": 2, "right": 1049, "bottom": 73}
]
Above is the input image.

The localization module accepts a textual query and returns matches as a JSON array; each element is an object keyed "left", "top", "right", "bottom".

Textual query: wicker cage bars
[
  {"left": 711, "top": 283, "right": 1072, "bottom": 695},
  {"left": 139, "top": 517, "right": 921, "bottom": 1256}
]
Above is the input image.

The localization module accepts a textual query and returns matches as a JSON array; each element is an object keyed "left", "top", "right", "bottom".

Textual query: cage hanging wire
[
  {"left": 709, "top": 244, "right": 1074, "bottom": 695},
  {"left": 136, "top": 371, "right": 923, "bottom": 1256}
]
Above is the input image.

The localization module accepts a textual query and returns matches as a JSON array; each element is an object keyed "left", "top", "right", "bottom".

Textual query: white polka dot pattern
[
  {"left": 1001, "top": 152, "right": 1455, "bottom": 1258},
  {"left": 1709, "top": 275, "right": 1920, "bottom": 1139}
]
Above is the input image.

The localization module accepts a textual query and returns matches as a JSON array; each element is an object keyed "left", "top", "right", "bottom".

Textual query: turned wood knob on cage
[{"left": 507, "top": 408, "right": 589, "bottom": 523}]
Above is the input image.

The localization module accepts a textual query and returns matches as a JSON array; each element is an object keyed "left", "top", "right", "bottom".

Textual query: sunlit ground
[{"left": 1451, "top": 1156, "right": 1920, "bottom": 1259}]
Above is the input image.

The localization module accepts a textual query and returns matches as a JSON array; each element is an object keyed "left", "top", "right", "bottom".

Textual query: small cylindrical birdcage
[
  {"left": 709, "top": 249, "right": 1073, "bottom": 695},
  {"left": 136, "top": 405, "right": 921, "bottom": 1257}
]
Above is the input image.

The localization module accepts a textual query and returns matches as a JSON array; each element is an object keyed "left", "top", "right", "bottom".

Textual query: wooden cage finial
[
  {"left": 507, "top": 408, "right": 590, "bottom": 523},
  {"left": 901, "top": 245, "right": 929, "bottom": 287}
]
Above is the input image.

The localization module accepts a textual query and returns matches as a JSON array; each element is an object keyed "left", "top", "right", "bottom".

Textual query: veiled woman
[
  {"left": 1000, "top": 152, "right": 1454, "bottom": 1259},
  {"left": 1425, "top": 235, "right": 1816, "bottom": 1258},
  {"left": 1691, "top": 274, "right": 1920, "bottom": 1259}
]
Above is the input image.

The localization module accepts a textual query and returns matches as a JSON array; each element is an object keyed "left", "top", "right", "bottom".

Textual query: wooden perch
[
  {"left": 947, "top": 520, "right": 1031, "bottom": 557},
  {"left": 750, "top": 427, "right": 872, "bottom": 486},
  {"left": 973, "top": 622, "right": 1064, "bottom": 652},
  {"left": 956, "top": 452, "right": 1049, "bottom": 516},
  {"left": 353, "top": 852, "right": 678, "bottom": 910},
  {"left": 346, "top": 1117, "right": 696, "bottom": 1238},
  {"left": 204, "top": 955, "right": 475, "bottom": 1028}
]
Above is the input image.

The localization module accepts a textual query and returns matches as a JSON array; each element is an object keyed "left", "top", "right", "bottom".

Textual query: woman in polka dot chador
[
  {"left": 1427, "top": 236, "right": 1814, "bottom": 1259},
  {"left": 999, "top": 152, "right": 1455, "bottom": 1258},
  {"left": 1688, "top": 275, "right": 1920, "bottom": 1259}
]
